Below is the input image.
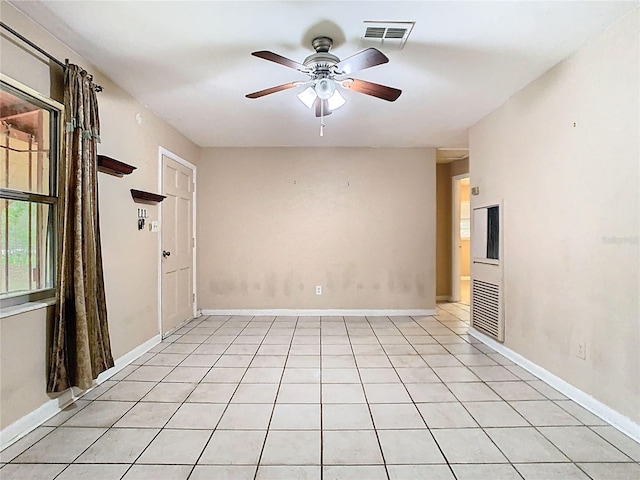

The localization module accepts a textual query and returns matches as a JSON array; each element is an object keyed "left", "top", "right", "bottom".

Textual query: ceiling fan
[{"left": 246, "top": 36, "right": 402, "bottom": 120}]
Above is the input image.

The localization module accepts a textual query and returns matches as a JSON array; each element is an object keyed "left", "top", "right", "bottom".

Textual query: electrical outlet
[
  {"left": 315, "top": 285, "right": 322, "bottom": 295},
  {"left": 577, "top": 342, "right": 586, "bottom": 360}
]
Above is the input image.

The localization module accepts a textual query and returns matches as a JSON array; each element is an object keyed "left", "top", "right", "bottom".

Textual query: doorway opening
[{"left": 452, "top": 175, "right": 471, "bottom": 304}]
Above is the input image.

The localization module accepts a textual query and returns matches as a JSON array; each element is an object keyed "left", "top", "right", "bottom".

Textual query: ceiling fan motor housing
[{"left": 304, "top": 36, "right": 339, "bottom": 78}]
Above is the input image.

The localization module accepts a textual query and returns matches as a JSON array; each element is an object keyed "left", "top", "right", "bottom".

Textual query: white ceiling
[{"left": 11, "top": 1, "right": 637, "bottom": 148}]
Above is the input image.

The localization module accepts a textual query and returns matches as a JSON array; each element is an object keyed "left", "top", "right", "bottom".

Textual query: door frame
[
  {"left": 451, "top": 173, "right": 469, "bottom": 302},
  {"left": 157, "top": 147, "right": 197, "bottom": 337}
]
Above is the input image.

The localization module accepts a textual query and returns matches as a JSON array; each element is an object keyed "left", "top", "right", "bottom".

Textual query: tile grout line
[
  {"left": 188, "top": 314, "right": 276, "bottom": 477},
  {"left": 585, "top": 424, "right": 639, "bottom": 463},
  {"left": 407, "top": 312, "right": 528, "bottom": 479},
  {"left": 367, "top": 313, "right": 457, "bottom": 480},
  {"left": 252, "top": 314, "right": 297, "bottom": 480},
  {"left": 178, "top": 313, "right": 254, "bottom": 479},
  {"left": 415, "top": 309, "right": 634, "bottom": 474},
  {"left": 319, "top": 316, "right": 324, "bottom": 480},
  {"left": 348, "top": 315, "right": 390, "bottom": 480},
  {"left": 88, "top": 314, "right": 233, "bottom": 477},
  {"left": 5, "top": 305, "right": 637, "bottom": 479},
  {"left": 122, "top": 314, "right": 236, "bottom": 480},
  {"left": 40, "top": 327, "right": 216, "bottom": 480}
]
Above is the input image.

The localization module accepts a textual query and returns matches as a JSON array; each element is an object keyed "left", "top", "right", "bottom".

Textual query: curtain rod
[{"left": 0, "top": 21, "right": 103, "bottom": 92}]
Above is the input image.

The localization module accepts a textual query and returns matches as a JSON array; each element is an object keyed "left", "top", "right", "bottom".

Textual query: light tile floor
[{"left": 1, "top": 303, "right": 639, "bottom": 479}]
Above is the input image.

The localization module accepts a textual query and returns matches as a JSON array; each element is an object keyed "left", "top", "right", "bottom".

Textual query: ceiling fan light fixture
[
  {"left": 297, "top": 86, "right": 317, "bottom": 108},
  {"left": 327, "top": 89, "right": 346, "bottom": 111},
  {"left": 315, "top": 78, "right": 336, "bottom": 100},
  {"left": 247, "top": 36, "right": 401, "bottom": 123}
]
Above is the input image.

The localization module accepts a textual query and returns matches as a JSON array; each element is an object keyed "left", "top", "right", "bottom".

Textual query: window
[{"left": 0, "top": 76, "right": 61, "bottom": 307}]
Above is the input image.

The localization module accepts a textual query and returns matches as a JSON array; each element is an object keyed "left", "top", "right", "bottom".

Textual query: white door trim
[
  {"left": 158, "top": 147, "right": 197, "bottom": 338},
  {"left": 451, "top": 173, "right": 469, "bottom": 302}
]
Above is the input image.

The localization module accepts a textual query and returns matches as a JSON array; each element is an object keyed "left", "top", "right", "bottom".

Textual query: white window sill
[{"left": 0, "top": 298, "right": 56, "bottom": 319}]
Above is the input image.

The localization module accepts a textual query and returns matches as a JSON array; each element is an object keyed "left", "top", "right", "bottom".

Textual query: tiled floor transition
[{"left": 1, "top": 303, "right": 638, "bottom": 479}]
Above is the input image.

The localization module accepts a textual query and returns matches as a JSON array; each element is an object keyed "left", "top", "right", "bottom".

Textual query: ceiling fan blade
[
  {"left": 251, "top": 51, "right": 307, "bottom": 71},
  {"left": 343, "top": 79, "right": 402, "bottom": 102},
  {"left": 246, "top": 82, "right": 298, "bottom": 99},
  {"left": 314, "top": 98, "right": 332, "bottom": 117},
  {"left": 334, "top": 48, "right": 389, "bottom": 75}
]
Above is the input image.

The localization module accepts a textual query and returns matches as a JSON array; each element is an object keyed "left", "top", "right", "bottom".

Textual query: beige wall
[
  {"left": 470, "top": 10, "right": 639, "bottom": 422},
  {"left": 0, "top": 306, "right": 54, "bottom": 429},
  {"left": 197, "top": 147, "right": 436, "bottom": 310},
  {"left": 450, "top": 158, "right": 469, "bottom": 178},
  {"left": 0, "top": 1, "right": 199, "bottom": 430},
  {"left": 435, "top": 164, "right": 452, "bottom": 297},
  {"left": 435, "top": 158, "right": 469, "bottom": 297}
]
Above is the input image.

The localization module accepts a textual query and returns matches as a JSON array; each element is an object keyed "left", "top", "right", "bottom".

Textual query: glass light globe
[{"left": 315, "top": 78, "right": 336, "bottom": 100}]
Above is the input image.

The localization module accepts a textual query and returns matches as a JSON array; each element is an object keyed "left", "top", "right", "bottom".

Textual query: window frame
[{"left": 0, "top": 74, "right": 63, "bottom": 308}]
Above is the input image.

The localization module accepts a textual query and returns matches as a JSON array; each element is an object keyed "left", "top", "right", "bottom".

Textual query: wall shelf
[
  {"left": 97, "top": 155, "right": 137, "bottom": 177},
  {"left": 130, "top": 189, "right": 166, "bottom": 204}
]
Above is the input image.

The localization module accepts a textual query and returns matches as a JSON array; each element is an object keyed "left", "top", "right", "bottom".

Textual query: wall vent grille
[{"left": 472, "top": 279, "right": 503, "bottom": 341}]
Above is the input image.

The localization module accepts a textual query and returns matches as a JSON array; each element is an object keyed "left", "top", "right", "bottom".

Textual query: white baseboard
[
  {"left": 200, "top": 309, "right": 437, "bottom": 317},
  {"left": 0, "top": 334, "right": 161, "bottom": 450},
  {"left": 96, "top": 334, "right": 161, "bottom": 384},
  {"left": 469, "top": 327, "right": 640, "bottom": 443},
  {"left": 0, "top": 389, "right": 75, "bottom": 449},
  {"left": 163, "top": 314, "right": 199, "bottom": 339}
]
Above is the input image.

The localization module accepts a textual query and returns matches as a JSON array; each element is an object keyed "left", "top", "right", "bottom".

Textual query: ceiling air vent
[
  {"left": 364, "top": 27, "right": 385, "bottom": 39},
  {"left": 360, "top": 21, "right": 415, "bottom": 51}
]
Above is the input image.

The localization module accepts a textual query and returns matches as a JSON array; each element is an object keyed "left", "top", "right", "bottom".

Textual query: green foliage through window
[{"left": 0, "top": 77, "right": 59, "bottom": 302}]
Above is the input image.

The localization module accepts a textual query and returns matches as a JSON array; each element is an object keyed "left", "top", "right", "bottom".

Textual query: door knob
[{"left": 162, "top": 250, "right": 171, "bottom": 258}]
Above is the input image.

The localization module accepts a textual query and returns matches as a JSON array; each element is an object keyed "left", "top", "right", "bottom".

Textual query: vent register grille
[
  {"left": 360, "top": 21, "right": 415, "bottom": 50},
  {"left": 364, "top": 27, "right": 408, "bottom": 39},
  {"left": 472, "top": 279, "right": 504, "bottom": 341}
]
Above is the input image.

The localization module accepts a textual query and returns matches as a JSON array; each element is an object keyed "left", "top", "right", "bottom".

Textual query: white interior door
[{"left": 161, "top": 154, "right": 194, "bottom": 336}]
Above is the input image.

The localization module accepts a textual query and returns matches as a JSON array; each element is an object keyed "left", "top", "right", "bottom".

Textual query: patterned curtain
[{"left": 47, "top": 65, "right": 114, "bottom": 393}]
